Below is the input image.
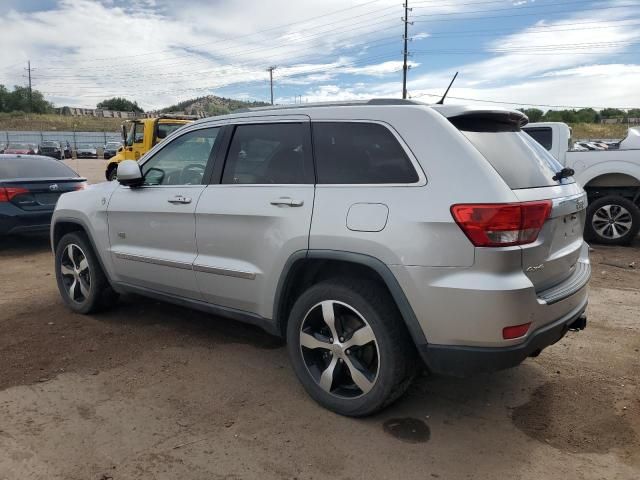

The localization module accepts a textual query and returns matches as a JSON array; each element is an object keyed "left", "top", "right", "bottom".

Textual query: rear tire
[
  {"left": 286, "top": 278, "right": 416, "bottom": 417},
  {"left": 55, "top": 232, "right": 118, "bottom": 314},
  {"left": 585, "top": 195, "right": 640, "bottom": 245}
]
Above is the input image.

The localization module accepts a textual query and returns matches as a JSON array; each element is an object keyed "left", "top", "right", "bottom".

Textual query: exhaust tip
[{"left": 568, "top": 314, "right": 587, "bottom": 331}]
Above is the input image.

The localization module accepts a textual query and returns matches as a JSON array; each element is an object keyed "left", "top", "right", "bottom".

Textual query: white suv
[{"left": 51, "top": 100, "right": 590, "bottom": 416}]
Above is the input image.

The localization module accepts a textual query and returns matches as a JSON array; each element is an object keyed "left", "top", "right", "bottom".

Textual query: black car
[
  {"left": 0, "top": 154, "right": 86, "bottom": 236},
  {"left": 103, "top": 141, "right": 122, "bottom": 159},
  {"left": 39, "top": 140, "right": 65, "bottom": 160}
]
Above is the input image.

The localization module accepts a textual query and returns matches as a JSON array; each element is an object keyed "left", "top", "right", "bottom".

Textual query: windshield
[
  {"left": 8, "top": 143, "right": 30, "bottom": 149},
  {"left": 157, "top": 123, "right": 185, "bottom": 139},
  {"left": 78, "top": 144, "right": 94, "bottom": 149},
  {"left": 42, "top": 141, "right": 60, "bottom": 147},
  {"left": 460, "top": 130, "right": 572, "bottom": 189}
]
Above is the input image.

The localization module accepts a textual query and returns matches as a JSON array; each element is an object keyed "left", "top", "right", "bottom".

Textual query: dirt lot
[{"left": 0, "top": 161, "right": 639, "bottom": 479}]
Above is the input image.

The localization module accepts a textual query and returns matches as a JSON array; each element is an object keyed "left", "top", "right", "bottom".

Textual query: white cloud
[{"left": 0, "top": 0, "right": 638, "bottom": 111}]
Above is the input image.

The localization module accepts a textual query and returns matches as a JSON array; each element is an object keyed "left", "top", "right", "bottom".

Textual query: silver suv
[{"left": 51, "top": 100, "right": 590, "bottom": 416}]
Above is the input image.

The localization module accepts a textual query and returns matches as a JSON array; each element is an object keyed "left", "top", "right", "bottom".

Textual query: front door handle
[
  {"left": 168, "top": 195, "right": 192, "bottom": 204},
  {"left": 270, "top": 197, "right": 304, "bottom": 207}
]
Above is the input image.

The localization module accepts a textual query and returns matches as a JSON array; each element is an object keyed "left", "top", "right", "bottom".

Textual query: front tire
[
  {"left": 55, "top": 232, "right": 117, "bottom": 314},
  {"left": 585, "top": 195, "right": 640, "bottom": 245},
  {"left": 106, "top": 164, "right": 117, "bottom": 181},
  {"left": 286, "top": 279, "right": 416, "bottom": 417}
]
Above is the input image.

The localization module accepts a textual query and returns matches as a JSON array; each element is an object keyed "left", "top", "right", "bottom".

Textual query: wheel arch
[
  {"left": 273, "top": 250, "right": 428, "bottom": 348},
  {"left": 51, "top": 217, "right": 115, "bottom": 286}
]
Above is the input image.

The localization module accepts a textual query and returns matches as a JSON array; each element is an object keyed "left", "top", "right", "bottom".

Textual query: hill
[{"left": 160, "top": 95, "right": 270, "bottom": 116}]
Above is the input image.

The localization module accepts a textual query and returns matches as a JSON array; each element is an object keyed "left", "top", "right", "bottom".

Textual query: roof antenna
[{"left": 436, "top": 71, "right": 458, "bottom": 105}]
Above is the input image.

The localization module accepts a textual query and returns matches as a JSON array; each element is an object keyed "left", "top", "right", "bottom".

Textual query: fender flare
[
  {"left": 51, "top": 216, "right": 116, "bottom": 287},
  {"left": 273, "top": 249, "right": 428, "bottom": 348},
  {"left": 576, "top": 161, "right": 640, "bottom": 188}
]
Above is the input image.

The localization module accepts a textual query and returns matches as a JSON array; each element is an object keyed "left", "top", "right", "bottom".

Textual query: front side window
[
  {"left": 312, "top": 122, "right": 419, "bottom": 184},
  {"left": 133, "top": 122, "right": 145, "bottom": 143},
  {"left": 222, "top": 123, "right": 312, "bottom": 184},
  {"left": 141, "top": 128, "right": 220, "bottom": 186}
]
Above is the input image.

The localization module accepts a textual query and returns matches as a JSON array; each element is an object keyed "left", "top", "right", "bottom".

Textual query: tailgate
[{"left": 515, "top": 184, "right": 587, "bottom": 292}]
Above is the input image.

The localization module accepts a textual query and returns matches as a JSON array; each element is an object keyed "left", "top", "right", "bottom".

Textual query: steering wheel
[{"left": 181, "top": 163, "right": 206, "bottom": 185}]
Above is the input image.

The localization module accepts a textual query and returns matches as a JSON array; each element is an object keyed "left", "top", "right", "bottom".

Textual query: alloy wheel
[
  {"left": 60, "top": 244, "right": 91, "bottom": 303},
  {"left": 299, "top": 300, "right": 380, "bottom": 399},
  {"left": 591, "top": 204, "right": 633, "bottom": 240}
]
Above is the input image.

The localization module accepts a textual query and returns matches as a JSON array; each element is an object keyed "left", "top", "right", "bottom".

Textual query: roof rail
[{"left": 233, "top": 98, "right": 425, "bottom": 113}]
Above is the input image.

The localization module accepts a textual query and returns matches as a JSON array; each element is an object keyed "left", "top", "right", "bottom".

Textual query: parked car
[
  {"left": 1, "top": 154, "right": 86, "bottom": 236},
  {"left": 524, "top": 122, "right": 640, "bottom": 245},
  {"left": 51, "top": 100, "right": 589, "bottom": 416},
  {"left": 39, "top": 140, "right": 65, "bottom": 160},
  {"left": 3, "top": 143, "right": 37, "bottom": 155},
  {"left": 103, "top": 141, "right": 122, "bottom": 160},
  {"left": 76, "top": 144, "right": 98, "bottom": 159}
]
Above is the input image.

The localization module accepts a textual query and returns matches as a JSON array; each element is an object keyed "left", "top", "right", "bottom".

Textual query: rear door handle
[
  {"left": 270, "top": 197, "right": 304, "bottom": 207},
  {"left": 168, "top": 195, "right": 192, "bottom": 204}
]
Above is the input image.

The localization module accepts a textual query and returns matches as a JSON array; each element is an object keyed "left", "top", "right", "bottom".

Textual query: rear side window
[
  {"left": 222, "top": 123, "right": 312, "bottom": 184},
  {"left": 0, "top": 158, "right": 78, "bottom": 178},
  {"left": 523, "top": 127, "right": 553, "bottom": 150},
  {"left": 313, "top": 122, "right": 418, "bottom": 184},
  {"left": 460, "top": 130, "right": 570, "bottom": 189}
]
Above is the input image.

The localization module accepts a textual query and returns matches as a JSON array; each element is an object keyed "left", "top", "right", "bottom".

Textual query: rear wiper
[{"left": 552, "top": 167, "right": 575, "bottom": 181}]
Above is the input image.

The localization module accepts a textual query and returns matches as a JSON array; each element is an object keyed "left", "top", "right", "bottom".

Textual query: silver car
[{"left": 51, "top": 100, "right": 590, "bottom": 416}]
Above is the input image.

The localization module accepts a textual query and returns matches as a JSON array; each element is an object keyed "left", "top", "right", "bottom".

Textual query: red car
[{"left": 3, "top": 143, "right": 37, "bottom": 155}]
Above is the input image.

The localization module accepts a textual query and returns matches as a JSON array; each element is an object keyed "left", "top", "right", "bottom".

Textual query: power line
[
  {"left": 410, "top": 92, "right": 638, "bottom": 110},
  {"left": 413, "top": 2, "right": 640, "bottom": 23}
]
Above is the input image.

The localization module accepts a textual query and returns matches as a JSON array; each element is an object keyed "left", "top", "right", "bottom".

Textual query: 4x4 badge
[{"left": 526, "top": 264, "right": 545, "bottom": 272}]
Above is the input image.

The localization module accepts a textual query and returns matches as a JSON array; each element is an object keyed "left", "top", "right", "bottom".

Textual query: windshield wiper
[{"left": 553, "top": 167, "right": 574, "bottom": 181}]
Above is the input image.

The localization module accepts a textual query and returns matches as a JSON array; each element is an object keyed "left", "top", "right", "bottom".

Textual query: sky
[{"left": 0, "top": 0, "right": 639, "bottom": 111}]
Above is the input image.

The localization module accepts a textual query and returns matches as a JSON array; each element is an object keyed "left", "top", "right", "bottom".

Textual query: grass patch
[
  {"left": 569, "top": 123, "right": 629, "bottom": 140},
  {"left": 0, "top": 112, "right": 122, "bottom": 132}
]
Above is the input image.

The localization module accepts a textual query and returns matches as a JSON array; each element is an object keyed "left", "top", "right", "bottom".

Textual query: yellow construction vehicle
[{"left": 105, "top": 114, "right": 197, "bottom": 181}]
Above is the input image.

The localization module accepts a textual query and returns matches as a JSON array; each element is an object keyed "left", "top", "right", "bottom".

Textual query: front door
[
  {"left": 107, "top": 126, "right": 222, "bottom": 299},
  {"left": 194, "top": 119, "right": 315, "bottom": 318}
]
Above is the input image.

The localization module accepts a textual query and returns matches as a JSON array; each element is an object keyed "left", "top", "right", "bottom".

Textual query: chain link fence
[{"left": 1, "top": 130, "right": 121, "bottom": 158}]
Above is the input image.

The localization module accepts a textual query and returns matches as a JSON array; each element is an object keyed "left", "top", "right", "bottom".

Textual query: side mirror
[
  {"left": 121, "top": 124, "right": 128, "bottom": 144},
  {"left": 117, "top": 160, "right": 143, "bottom": 187}
]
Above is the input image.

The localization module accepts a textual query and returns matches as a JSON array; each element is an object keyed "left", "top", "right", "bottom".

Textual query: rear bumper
[
  {"left": 0, "top": 207, "right": 54, "bottom": 235},
  {"left": 419, "top": 298, "right": 587, "bottom": 376}
]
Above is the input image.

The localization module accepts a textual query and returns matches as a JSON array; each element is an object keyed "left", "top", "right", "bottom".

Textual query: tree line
[
  {"left": 0, "top": 85, "right": 54, "bottom": 113},
  {"left": 519, "top": 107, "right": 640, "bottom": 124}
]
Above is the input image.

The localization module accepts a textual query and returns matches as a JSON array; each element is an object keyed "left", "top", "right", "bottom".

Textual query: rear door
[
  {"left": 107, "top": 126, "right": 222, "bottom": 299},
  {"left": 193, "top": 117, "right": 315, "bottom": 318},
  {"left": 458, "top": 125, "right": 587, "bottom": 292}
]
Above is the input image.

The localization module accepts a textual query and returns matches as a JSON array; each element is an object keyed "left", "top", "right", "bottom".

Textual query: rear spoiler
[{"left": 447, "top": 110, "right": 529, "bottom": 132}]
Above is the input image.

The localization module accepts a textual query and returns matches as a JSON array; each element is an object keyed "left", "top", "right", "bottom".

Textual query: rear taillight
[
  {"left": 0, "top": 186, "right": 29, "bottom": 202},
  {"left": 74, "top": 182, "right": 88, "bottom": 190},
  {"left": 451, "top": 200, "right": 552, "bottom": 247}
]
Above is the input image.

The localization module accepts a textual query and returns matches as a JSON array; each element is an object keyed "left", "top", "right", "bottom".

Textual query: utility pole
[
  {"left": 26, "top": 60, "right": 33, "bottom": 112},
  {"left": 402, "top": 2, "right": 412, "bottom": 99},
  {"left": 267, "top": 66, "right": 277, "bottom": 105}
]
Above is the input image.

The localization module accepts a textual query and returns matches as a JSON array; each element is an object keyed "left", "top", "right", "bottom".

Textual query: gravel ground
[{"left": 0, "top": 160, "right": 638, "bottom": 479}]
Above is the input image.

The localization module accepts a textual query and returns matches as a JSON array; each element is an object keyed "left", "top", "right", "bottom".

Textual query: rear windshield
[
  {"left": 0, "top": 157, "right": 78, "bottom": 179},
  {"left": 460, "top": 130, "right": 572, "bottom": 189}
]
